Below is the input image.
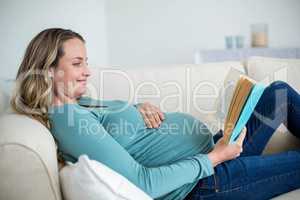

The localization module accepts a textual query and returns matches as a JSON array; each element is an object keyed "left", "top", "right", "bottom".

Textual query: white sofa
[{"left": 0, "top": 57, "right": 300, "bottom": 200}]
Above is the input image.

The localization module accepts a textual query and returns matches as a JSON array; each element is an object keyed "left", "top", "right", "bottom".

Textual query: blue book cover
[{"left": 229, "top": 83, "right": 266, "bottom": 143}]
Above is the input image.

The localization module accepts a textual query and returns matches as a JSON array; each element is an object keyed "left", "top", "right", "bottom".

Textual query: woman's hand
[
  {"left": 136, "top": 102, "right": 165, "bottom": 128},
  {"left": 208, "top": 127, "right": 247, "bottom": 167}
]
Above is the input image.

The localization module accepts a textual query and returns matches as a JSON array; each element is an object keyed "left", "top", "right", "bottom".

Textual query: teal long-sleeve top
[{"left": 48, "top": 97, "right": 215, "bottom": 200}]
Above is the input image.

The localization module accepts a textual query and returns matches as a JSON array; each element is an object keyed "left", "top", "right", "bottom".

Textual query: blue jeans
[{"left": 185, "top": 81, "right": 300, "bottom": 200}]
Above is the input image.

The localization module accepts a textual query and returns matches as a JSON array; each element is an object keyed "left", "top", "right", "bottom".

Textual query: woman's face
[{"left": 51, "top": 38, "right": 90, "bottom": 101}]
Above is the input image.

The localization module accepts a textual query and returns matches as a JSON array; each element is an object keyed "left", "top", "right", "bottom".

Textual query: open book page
[{"left": 223, "top": 75, "right": 256, "bottom": 144}]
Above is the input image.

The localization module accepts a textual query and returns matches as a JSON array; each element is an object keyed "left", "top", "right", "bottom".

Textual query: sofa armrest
[{"left": 0, "top": 114, "right": 62, "bottom": 200}]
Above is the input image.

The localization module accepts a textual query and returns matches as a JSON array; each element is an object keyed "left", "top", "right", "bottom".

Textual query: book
[{"left": 223, "top": 75, "right": 266, "bottom": 144}]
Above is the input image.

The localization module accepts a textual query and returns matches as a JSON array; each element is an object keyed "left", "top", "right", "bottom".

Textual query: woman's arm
[
  {"left": 51, "top": 107, "right": 214, "bottom": 198},
  {"left": 208, "top": 128, "right": 247, "bottom": 167}
]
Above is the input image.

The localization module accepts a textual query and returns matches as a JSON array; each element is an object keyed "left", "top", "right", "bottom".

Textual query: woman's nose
[{"left": 83, "top": 65, "right": 91, "bottom": 77}]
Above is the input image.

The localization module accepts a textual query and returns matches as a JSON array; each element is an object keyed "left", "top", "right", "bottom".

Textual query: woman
[{"left": 11, "top": 28, "right": 300, "bottom": 200}]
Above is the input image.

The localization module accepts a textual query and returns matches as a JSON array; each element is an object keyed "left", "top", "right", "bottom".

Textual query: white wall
[
  {"left": 1, "top": 0, "right": 300, "bottom": 77},
  {"left": 0, "top": 0, "right": 108, "bottom": 79},
  {"left": 106, "top": 0, "right": 300, "bottom": 66}
]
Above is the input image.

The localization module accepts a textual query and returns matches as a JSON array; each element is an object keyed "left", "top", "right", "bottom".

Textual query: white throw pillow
[
  {"left": 246, "top": 56, "right": 300, "bottom": 93},
  {"left": 59, "top": 155, "right": 153, "bottom": 200}
]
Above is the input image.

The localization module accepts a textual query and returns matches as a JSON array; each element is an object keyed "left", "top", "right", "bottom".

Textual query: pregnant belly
[{"left": 125, "top": 112, "right": 214, "bottom": 166}]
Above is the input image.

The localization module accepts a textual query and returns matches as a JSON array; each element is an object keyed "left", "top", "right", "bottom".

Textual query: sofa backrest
[
  {"left": 246, "top": 56, "right": 300, "bottom": 93},
  {"left": 0, "top": 79, "right": 15, "bottom": 115},
  {"left": 84, "top": 62, "right": 245, "bottom": 132},
  {"left": 0, "top": 85, "right": 9, "bottom": 115}
]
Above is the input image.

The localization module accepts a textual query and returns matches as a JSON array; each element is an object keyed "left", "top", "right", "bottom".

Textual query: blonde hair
[{"left": 11, "top": 28, "right": 85, "bottom": 128}]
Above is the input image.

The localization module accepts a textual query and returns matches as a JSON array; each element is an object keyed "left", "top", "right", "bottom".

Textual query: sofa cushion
[
  {"left": 59, "top": 155, "right": 152, "bottom": 200},
  {"left": 246, "top": 56, "right": 300, "bottom": 92}
]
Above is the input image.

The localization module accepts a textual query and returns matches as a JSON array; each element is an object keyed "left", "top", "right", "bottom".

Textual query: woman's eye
[{"left": 73, "top": 63, "right": 81, "bottom": 66}]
